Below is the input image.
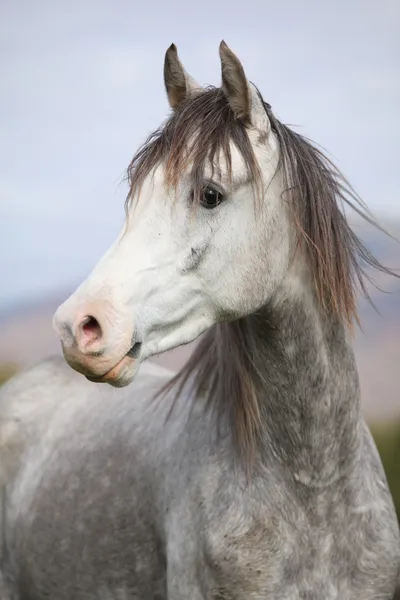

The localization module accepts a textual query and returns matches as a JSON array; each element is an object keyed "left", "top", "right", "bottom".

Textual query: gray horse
[{"left": 1, "top": 41, "right": 399, "bottom": 599}]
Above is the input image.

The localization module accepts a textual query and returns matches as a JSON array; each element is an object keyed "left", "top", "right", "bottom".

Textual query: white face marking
[{"left": 54, "top": 91, "right": 293, "bottom": 387}]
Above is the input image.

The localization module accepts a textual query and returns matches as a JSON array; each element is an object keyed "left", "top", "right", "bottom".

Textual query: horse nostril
[{"left": 80, "top": 315, "right": 103, "bottom": 346}]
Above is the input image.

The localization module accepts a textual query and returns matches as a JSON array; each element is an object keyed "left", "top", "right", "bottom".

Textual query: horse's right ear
[
  {"left": 164, "top": 44, "right": 200, "bottom": 110},
  {"left": 219, "top": 41, "right": 269, "bottom": 133}
]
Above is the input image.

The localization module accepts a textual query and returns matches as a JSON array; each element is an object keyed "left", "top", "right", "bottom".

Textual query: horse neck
[{"left": 245, "top": 274, "right": 362, "bottom": 485}]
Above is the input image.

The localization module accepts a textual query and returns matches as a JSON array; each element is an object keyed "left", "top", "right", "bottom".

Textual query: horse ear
[
  {"left": 164, "top": 44, "right": 200, "bottom": 110},
  {"left": 219, "top": 41, "right": 269, "bottom": 132}
]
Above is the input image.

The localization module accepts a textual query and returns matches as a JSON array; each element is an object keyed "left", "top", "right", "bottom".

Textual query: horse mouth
[
  {"left": 126, "top": 342, "right": 142, "bottom": 359},
  {"left": 85, "top": 342, "right": 142, "bottom": 386}
]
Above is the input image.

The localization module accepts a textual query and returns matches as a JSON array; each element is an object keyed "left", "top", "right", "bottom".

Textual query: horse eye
[{"left": 201, "top": 186, "right": 224, "bottom": 209}]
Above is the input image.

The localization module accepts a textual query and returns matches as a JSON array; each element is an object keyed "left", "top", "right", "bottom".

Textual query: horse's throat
[{"left": 252, "top": 299, "right": 361, "bottom": 484}]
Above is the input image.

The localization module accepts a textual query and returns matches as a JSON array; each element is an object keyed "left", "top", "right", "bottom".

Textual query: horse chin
[
  {"left": 85, "top": 354, "right": 140, "bottom": 388},
  {"left": 104, "top": 370, "right": 138, "bottom": 388}
]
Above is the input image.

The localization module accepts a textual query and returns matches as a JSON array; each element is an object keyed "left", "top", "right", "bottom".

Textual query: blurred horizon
[{"left": 1, "top": 213, "right": 399, "bottom": 425}]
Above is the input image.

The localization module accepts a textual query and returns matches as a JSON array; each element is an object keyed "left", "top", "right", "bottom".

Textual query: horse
[{"left": 0, "top": 41, "right": 399, "bottom": 599}]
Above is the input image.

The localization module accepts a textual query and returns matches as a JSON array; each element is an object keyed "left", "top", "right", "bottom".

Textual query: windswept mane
[
  {"left": 126, "top": 86, "right": 391, "bottom": 324},
  {"left": 126, "top": 85, "right": 397, "bottom": 462}
]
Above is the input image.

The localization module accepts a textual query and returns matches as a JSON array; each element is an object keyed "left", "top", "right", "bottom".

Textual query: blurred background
[{"left": 1, "top": 0, "right": 399, "bottom": 580}]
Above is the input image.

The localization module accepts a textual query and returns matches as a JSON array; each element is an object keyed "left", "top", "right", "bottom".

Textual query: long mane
[{"left": 125, "top": 85, "right": 398, "bottom": 462}]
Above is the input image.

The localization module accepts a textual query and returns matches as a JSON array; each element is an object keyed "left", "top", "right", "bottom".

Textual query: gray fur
[{"left": 0, "top": 300, "right": 399, "bottom": 599}]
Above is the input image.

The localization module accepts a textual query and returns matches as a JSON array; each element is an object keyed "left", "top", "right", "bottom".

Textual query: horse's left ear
[
  {"left": 164, "top": 44, "right": 201, "bottom": 110},
  {"left": 219, "top": 41, "right": 269, "bottom": 133}
]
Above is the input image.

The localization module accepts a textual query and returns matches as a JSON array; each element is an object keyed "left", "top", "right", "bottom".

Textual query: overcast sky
[{"left": 1, "top": 0, "right": 399, "bottom": 309}]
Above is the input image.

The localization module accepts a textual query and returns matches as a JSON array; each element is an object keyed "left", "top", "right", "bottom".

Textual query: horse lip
[{"left": 84, "top": 343, "right": 142, "bottom": 384}]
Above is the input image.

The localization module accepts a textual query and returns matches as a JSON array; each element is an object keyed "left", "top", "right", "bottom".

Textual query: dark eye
[{"left": 201, "top": 186, "right": 224, "bottom": 209}]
